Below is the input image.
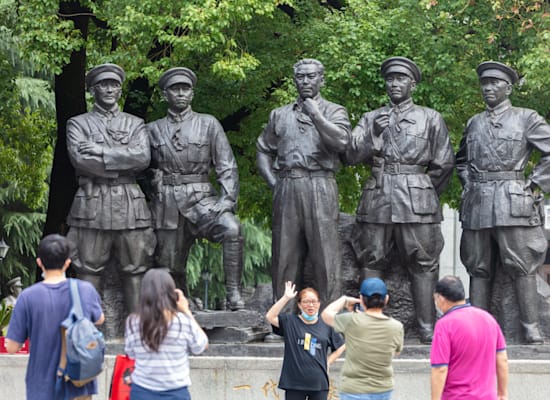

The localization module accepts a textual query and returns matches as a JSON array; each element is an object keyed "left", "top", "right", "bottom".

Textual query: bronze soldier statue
[
  {"left": 147, "top": 67, "right": 244, "bottom": 310},
  {"left": 66, "top": 63, "right": 156, "bottom": 313},
  {"left": 456, "top": 61, "right": 550, "bottom": 344},
  {"left": 257, "top": 59, "right": 351, "bottom": 306},
  {"left": 2, "top": 277, "right": 23, "bottom": 307},
  {"left": 346, "top": 57, "right": 455, "bottom": 343}
]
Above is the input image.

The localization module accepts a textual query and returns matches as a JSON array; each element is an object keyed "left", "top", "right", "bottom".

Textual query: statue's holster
[{"left": 372, "top": 157, "right": 385, "bottom": 188}]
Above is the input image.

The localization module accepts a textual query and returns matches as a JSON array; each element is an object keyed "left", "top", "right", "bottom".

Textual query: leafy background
[{"left": 0, "top": 0, "right": 548, "bottom": 306}]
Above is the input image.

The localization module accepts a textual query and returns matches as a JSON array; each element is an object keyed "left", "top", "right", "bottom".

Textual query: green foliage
[
  {"left": 16, "top": 77, "right": 56, "bottom": 116},
  {"left": 0, "top": 302, "right": 13, "bottom": 335},
  {"left": 293, "top": 0, "right": 550, "bottom": 211},
  {"left": 1, "top": 0, "right": 548, "bottom": 292},
  {"left": 0, "top": 11, "right": 53, "bottom": 287},
  {"left": 186, "top": 218, "right": 272, "bottom": 308},
  {"left": 0, "top": 185, "right": 46, "bottom": 285}
]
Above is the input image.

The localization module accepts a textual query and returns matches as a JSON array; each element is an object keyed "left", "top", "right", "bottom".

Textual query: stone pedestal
[{"left": 194, "top": 310, "right": 270, "bottom": 343}]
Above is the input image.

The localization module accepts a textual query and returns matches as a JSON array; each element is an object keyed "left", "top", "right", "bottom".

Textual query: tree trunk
[{"left": 43, "top": 4, "right": 89, "bottom": 237}]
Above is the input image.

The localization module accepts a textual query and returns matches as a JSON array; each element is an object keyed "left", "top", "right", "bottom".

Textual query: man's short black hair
[
  {"left": 37, "top": 234, "right": 70, "bottom": 270},
  {"left": 434, "top": 275, "right": 465, "bottom": 302},
  {"left": 363, "top": 293, "right": 386, "bottom": 309}
]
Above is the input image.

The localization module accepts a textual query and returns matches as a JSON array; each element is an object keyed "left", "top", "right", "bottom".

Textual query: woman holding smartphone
[{"left": 125, "top": 269, "right": 208, "bottom": 400}]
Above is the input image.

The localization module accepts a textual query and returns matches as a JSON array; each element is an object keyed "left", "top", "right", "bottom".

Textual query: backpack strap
[
  {"left": 68, "top": 278, "right": 84, "bottom": 319},
  {"left": 57, "top": 279, "right": 82, "bottom": 399}
]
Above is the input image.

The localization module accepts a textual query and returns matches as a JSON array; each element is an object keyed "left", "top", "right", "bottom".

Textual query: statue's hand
[
  {"left": 78, "top": 141, "right": 103, "bottom": 156},
  {"left": 302, "top": 98, "right": 321, "bottom": 119},
  {"left": 211, "top": 198, "right": 233, "bottom": 214},
  {"left": 373, "top": 112, "right": 390, "bottom": 136}
]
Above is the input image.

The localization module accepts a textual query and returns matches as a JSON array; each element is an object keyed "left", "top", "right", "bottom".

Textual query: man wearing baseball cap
[
  {"left": 146, "top": 67, "right": 245, "bottom": 310},
  {"left": 456, "top": 61, "right": 550, "bottom": 344},
  {"left": 66, "top": 63, "right": 156, "bottom": 314},
  {"left": 345, "top": 56, "right": 455, "bottom": 344},
  {"left": 322, "top": 278, "right": 404, "bottom": 400}
]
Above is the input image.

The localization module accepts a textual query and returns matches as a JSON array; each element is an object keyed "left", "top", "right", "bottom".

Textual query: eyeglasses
[{"left": 300, "top": 299, "right": 319, "bottom": 305}]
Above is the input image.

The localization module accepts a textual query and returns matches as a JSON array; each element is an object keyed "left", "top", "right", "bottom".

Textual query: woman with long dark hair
[
  {"left": 266, "top": 281, "right": 345, "bottom": 400},
  {"left": 125, "top": 269, "right": 208, "bottom": 400}
]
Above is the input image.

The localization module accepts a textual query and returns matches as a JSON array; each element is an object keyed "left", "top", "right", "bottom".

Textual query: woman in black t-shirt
[{"left": 266, "top": 281, "right": 345, "bottom": 400}]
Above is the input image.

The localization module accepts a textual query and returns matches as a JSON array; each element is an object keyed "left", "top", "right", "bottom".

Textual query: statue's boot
[
  {"left": 224, "top": 238, "right": 245, "bottom": 311},
  {"left": 412, "top": 271, "right": 438, "bottom": 344},
  {"left": 469, "top": 276, "right": 491, "bottom": 310},
  {"left": 515, "top": 275, "right": 543, "bottom": 344},
  {"left": 123, "top": 274, "right": 144, "bottom": 314}
]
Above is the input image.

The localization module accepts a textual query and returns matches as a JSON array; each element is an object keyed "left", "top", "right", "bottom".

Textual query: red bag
[{"left": 109, "top": 354, "right": 135, "bottom": 400}]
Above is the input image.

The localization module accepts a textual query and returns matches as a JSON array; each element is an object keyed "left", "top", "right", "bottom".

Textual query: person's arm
[
  {"left": 321, "top": 295, "right": 358, "bottom": 327},
  {"left": 265, "top": 281, "right": 297, "bottom": 328},
  {"left": 95, "top": 313, "right": 105, "bottom": 326},
  {"left": 496, "top": 350, "right": 509, "bottom": 400},
  {"left": 303, "top": 100, "right": 350, "bottom": 152},
  {"left": 5, "top": 338, "right": 22, "bottom": 354},
  {"left": 176, "top": 288, "right": 208, "bottom": 350},
  {"left": 431, "top": 365, "right": 448, "bottom": 400},
  {"left": 327, "top": 343, "right": 345, "bottom": 365},
  {"left": 256, "top": 151, "right": 277, "bottom": 190}
]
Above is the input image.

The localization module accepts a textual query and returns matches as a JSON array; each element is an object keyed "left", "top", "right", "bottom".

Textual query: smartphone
[{"left": 354, "top": 303, "right": 364, "bottom": 312}]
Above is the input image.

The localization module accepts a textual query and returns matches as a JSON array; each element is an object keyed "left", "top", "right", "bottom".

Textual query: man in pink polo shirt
[{"left": 430, "top": 276, "right": 508, "bottom": 400}]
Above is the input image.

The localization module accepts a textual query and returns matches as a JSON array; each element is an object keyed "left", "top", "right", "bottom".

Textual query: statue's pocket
[
  {"left": 407, "top": 175, "right": 438, "bottom": 215},
  {"left": 509, "top": 185, "right": 534, "bottom": 217},
  {"left": 70, "top": 191, "right": 99, "bottom": 220},
  {"left": 188, "top": 138, "right": 210, "bottom": 162}
]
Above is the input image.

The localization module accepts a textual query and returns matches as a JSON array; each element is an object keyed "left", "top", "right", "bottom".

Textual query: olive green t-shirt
[{"left": 334, "top": 312, "right": 404, "bottom": 394}]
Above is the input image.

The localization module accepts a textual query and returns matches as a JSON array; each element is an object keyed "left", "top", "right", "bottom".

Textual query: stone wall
[{"left": 1, "top": 354, "right": 550, "bottom": 400}]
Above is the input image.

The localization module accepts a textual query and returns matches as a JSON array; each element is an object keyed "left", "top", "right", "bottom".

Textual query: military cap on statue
[
  {"left": 158, "top": 67, "right": 198, "bottom": 90},
  {"left": 381, "top": 56, "right": 422, "bottom": 83},
  {"left": 7, "top": 277, "right": 22, "bottom": 288},
  {"left": 476, "top": 61, "right": 519, "bottom": 84},
  {"left": 85, "top": 63, "right": 125, "bottom": 89}
]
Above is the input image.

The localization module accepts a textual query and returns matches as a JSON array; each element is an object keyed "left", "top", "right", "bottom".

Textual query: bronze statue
[
  {"left": 2, "top": 277, "right": 22, "bottom": 307},
  {"left": 257, "top": 59, "right": 351, "bottom": 306},
  {"left": 146, "top": 67, "right": 244, "bottom": 310},
  {"left": 345, "top": 57, "right": 455, "bottom": 343},
  {"left": 456, "top": 61, "right": 550, "bottom": 344},
  {"left": 66, "top": 63, "right": 156, "bottom": 313}
]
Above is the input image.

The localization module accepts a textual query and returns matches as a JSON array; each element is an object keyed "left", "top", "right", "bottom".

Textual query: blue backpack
[{"left": 57, "top": 279, "right": 105, "bottom": 390}]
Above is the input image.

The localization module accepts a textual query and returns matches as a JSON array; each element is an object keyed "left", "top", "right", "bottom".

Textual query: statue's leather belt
[
  {"left": 278, "top": 169, "right": 335, "bottom": 179},
  {"left": 469, "top": 170, "right": 524, "bottom": 181},
  {"left": 80, "top": 176, "right": 135, "bottom": 186},
  {"left": 162, "top": 174, "right": 209, "bottom": 185},
  {"left": 382, "top": 164, "right": 425, "bottom": 174}
]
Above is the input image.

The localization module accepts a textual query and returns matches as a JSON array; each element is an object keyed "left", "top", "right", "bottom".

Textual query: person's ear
[
  {"left": 384, "top": 294, "right": 389, "bottom": 306},
  {"left": 36, "top": 258, "right": 46, "bottom": 274},
  {"left": 505, "top": 83, "right": 512, "bottom": 96},
  {"left": 411, "top": 81, "right": 417, "bottom": 92},
  {"left": 62, "top": 258, "right": 71, "bottom": 272}
]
